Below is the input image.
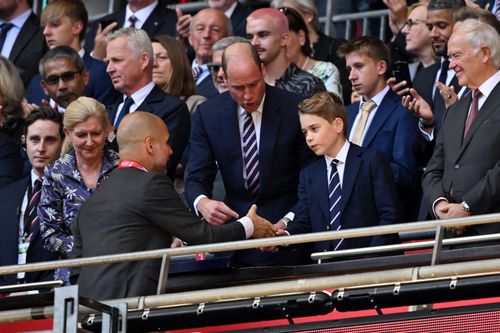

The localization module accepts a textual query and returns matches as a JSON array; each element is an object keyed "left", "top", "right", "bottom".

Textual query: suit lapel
[
  {"left": 460, "top": 82, "right": 500, "bottom": 154},
  {"left": 363, "top": 90, "right": 396, "bottom": 147},
  {"left": 339, "top": 145, "right": 361, "bottom": 212},
  {"left": 9, "top": 13, "right": 38, "bottom": 62},
  {"left": 346, "top": 103, "right": 359, "bottom": 137},
  {"left": 259, "top": 87, "right": 281, "bottom": 192},
  {"left": 311, "top": 161, "right": 330, "bottom": 224},
  {"left": 142, "top": 4, "right": 163, "bottom": 36}
]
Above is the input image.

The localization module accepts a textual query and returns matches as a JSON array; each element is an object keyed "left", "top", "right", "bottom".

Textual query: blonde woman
[{"left": 39, "top": 97, "right": 118, "bottom": 284}]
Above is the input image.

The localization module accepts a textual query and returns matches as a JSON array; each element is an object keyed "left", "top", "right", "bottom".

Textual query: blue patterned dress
[{"left": 38, "top": 148, "right": 119, "bottom": 284}]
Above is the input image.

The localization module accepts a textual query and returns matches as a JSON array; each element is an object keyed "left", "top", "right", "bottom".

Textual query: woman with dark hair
[
  {"left": 281, "top": 7, "right": 343, "bottom": 100},
  {"left": 151, "top": 35, "right": 206, "bottom": 114}
]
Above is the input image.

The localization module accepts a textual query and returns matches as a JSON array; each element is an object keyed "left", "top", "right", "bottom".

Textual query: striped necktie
[
  {"left": 242, "top": 111, "right": 260, "bottom": 195},
  {"left": 329, "top": 159, "right": 343, "bottom": 250},
  {"left": 463, "top": 89, "right": 482, "bottom": 138},
  {"left": 26, "top": 178, "right": 42, "bottom": 242}
]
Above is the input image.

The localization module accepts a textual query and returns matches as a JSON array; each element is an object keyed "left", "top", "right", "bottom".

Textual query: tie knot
[
  {"left": 33, "top": 178, "right": 42, "bottom": 192},
  {"left": 128, "top": 15, "right": 138, "bottom": 27},
  {"left": 124, "top": 95, "right": 134, "bottom": 105},
  {"left": 441, "top": 59, "right": 450, "bottom": 71},
  {"left": 192, "top": 66, "right": 203, "bottom": 81},
  {"left": 361, "top": 100, "right": 376, "bottom": 113},
  {"left": 1, "top": 22, "right": 13, "bottom": 31},
  {"left": 472, "top": 89, "right": 482, "bottom": 100},
  {"left": 331, "top": 159, "right": 339, "bottom": 168}
]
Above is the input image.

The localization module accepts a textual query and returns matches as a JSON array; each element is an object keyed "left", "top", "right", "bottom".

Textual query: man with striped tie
[
  {"left": 185, "top": 41, "right": 315, "bottom": 267},
  {"left": 0, "top": 107, "right": 63, "bottom": 285},
  {"left": 277, "top": 91, "right": 400, "bottom": 257}
]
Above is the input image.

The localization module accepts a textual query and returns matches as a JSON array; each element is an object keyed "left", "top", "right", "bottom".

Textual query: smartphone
[
  {"left": 100, "top": 19, "right": 118, "bottom": 31},
  {"left": 393, "top": 61, "right": 412, "bottom": 89}
]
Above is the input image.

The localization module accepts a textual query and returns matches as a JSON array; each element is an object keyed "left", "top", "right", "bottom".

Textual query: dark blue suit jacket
[
  {"left": 185, "top": 85, "right": 315, "bottom": 266},
  {"left": 347, "top": 89, "right": 418, "bottom": 189},
  {"left": 26, "top": 53, "right": 119, "bottom": 107},
  {"left": 0, "top": 176, "right": 58, "bottom": 285},
  {"left": 0, "top": 131, "right": 22, "bottom": 187},
  {"left": 196, "top": 75, "right": 219, "bottom": 99},
  {"left": 230, "top": 2, "right": 253, "bottom": 37},
  {"left": 108, "top": 85, "right": 190, "bottom": 179},
  {"left": 288, "top": 144, "right": 400, "bottom": 254}
]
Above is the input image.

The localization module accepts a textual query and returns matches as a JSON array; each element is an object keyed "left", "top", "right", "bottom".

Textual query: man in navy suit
[
  {"left": 0, "top": 0, "right": 46, "bottom": 86},
  {"left": 25, "top": 0, "right": 118, "bottom": 107},
  {"left": 185, "top": 42, "right": 314, "bottom": 266},
  {"left": 0, "top": 107, "right": 63, "bottom": 285},
  {"left": 85, "top": 0, "right": 177, "bottom": 61},
  {"left": 275, "top": 91, "right": 400, "bottom": 256},
  {"left": 105, "top": 28, "right": 190, "bottom": 180},
  {"left": 340, "top": 36, "right": 418, "bottom": 221}
]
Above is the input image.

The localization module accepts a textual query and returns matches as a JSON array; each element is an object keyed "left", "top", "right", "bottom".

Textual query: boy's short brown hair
[
  {"left": 298, "top": 91, "right": 347, "bottom": 136},
  {"left": 338, "top": 36, "right": 391, "bottom": 78},
  {"left": 41, "top": 0, "right": 88, "bottom": 41}
]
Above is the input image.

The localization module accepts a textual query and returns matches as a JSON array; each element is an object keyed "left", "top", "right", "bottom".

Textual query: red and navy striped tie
[
  {"left": 27, "top": 178, "right": 42, "bottom": 242},
  {"left": 242, "top": 111, "right": 260, "bottom": 195}
]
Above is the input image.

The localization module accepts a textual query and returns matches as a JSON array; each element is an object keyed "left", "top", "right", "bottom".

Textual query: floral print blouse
[
  {"left": 38, "top": 148, "right": 119, "bottom": 283},
  {"left": 308, "top": 61, "right": 343, "bottom": 102}
]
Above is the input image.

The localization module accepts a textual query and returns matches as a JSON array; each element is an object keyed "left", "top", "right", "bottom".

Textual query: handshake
[{"left": 246, "top": 204, "right": 287, "bottom": 240}]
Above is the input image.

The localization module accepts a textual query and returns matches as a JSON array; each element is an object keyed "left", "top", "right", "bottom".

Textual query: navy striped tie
[
  {"left": 242, "top": 111, "right": 260, "bottom": 195},
  {"left": 329, "top": 159, "right": 342, "bottom": 250},
  {"left": 27, "top": 178, "right": 42, "bottom": 242}
]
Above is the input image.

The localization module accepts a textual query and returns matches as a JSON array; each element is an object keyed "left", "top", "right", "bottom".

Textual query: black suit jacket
[
  {"left": 85, "top": 2, "right": 177, "bottom": 54},
  {"left": 196, "top": 75, "right": 219, "bottom": 99},
  {"left": 73, "top": 168, "right": 245, "bottom": 300},
  {"left": 107, "top": 85, "right": 190, "bottom": 179},
  {"left": 0, "top": 131, "right": 22, "bottom": 187},
  {"left": 230, "top": 2, "right": 253, "bottom": 37},
  {"left": 423, "top": 80, "right": 500, "bottom": 235},
  {"left": 0, "top": 176, "right": 58, "bottom": 285},
  {"left": 412, "top": 61, "right": 461, "bottom": 167},
  {"left": 8, "top": 12, "right": 47, "bottom": 87}
]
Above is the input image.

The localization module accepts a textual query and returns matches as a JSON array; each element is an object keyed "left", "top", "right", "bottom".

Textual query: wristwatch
[{"left": 461, "top": 201, "right": 471, "bottom": 212}]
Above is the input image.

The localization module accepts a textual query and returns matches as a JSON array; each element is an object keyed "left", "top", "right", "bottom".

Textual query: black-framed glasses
[
  {"left": 207, "top": 62, "right": 221, "bottom": 74},
  {"left": 403, "top": 18, "right": 427, "bottom": 29},
  {"left": 44, "top": 71, "right": 81, "bottom": 86}
]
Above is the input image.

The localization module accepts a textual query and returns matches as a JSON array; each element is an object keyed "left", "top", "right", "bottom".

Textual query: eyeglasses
[
  {"left": 403, "top": 18, "right": 427, "bottom": 29},
  {"left": 44, "top": 71, "right": 81, "bottom": 86},
  {"left": 207, "top": 62, "right": 222, "bottom": 74}
]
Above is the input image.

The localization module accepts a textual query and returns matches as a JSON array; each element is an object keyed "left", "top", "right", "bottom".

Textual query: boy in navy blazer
[{"left": 276, "top": 91, "right": 400, "bottom": 256}]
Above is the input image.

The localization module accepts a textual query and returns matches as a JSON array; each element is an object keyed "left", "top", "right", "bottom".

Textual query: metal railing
[{"left": 331, "top": 9, "right": 389, "bottom": 41}]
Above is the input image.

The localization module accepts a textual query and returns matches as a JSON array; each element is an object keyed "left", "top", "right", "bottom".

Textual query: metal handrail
[
  {"left": 1, "top": 213, "right": 499, "bottom": 276},
  {"left": 312, "top": 233, "right": 500, "bottom": 260},
  {"left": 331, "top": 9, "right": 389, "bottom": 41}
]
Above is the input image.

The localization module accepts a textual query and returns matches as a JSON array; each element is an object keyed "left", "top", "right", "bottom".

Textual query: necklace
[{"left": 301, "top": 56, "right": 310, "bottom": 70}]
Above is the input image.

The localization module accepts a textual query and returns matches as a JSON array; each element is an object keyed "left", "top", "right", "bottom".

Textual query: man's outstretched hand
[{"left": 246, "top": 204, "right": 275, "bottom": 238}]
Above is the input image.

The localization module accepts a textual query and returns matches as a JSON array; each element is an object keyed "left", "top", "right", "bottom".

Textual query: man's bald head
[
  {"left": 222, "top": 42, "right": 261, "bottom": 74},
  {"left": 117, "top": 112, "right": 172, "bottom": 173}
]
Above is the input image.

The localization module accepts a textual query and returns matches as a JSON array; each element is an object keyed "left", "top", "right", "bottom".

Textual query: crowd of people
[{"left": 0, "top": 0, "right": 499, "bottom": 301}]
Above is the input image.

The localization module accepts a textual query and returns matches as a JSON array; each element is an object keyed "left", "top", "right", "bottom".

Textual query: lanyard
[{"left": 117, "top": 160, "right": 148, "bottom": 172}]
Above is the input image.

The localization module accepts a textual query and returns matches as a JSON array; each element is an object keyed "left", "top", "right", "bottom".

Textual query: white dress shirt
[
  {"left": 0, "top": 10, "right": 31, "bottom": 58},
  {"left": 114, "top": 81, "right": 155, "bottom": 125},
  {"left": 124, "top": 0, "right": 158, "bottom": 29}
]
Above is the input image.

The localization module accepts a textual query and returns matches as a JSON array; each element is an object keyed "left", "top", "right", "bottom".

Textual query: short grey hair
[
  {"left": 213, "top": 36, "right": 249, "bottom": 53},
  {"left": 454, "top": 19, "right": 500, "bottom": 68},
  {"left": 107, "top": 28, "right": 153, "bottom": 67}
]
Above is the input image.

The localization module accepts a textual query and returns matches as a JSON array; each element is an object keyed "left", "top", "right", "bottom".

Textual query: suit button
[
  {"left": 326, "top": 225, "right": 330, "bottom": 230},
  {"left": 454, "top": 164, "right": 460, "bottom": 169}
]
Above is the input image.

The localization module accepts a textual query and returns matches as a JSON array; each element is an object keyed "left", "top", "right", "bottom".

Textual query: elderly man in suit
[
  {"left": 85, "top": 0, "right": 177, "bottom": 61},
  {"left": 0, "top": 0, "right": 46, "bottom": 86},
  {"left": 26, "top": 0, "right": 118, "bottom": 107},
  {"left": 185, "top": 41, "right": 315, "bottom": 267},
  {"left": 423, "top": 18, "right": 500, "bottom": 237},
  {"left": 0, "top": 107, "right": 63, "bottom": 285},
  {"left": 105, "top": 28, "right": 190, "bottom": 180},
  {"left": 73, "top": 112, "right": 275, "bottom": 300},
  {"left": 340, "top": 36, "right": 418, "bottom": 221}
]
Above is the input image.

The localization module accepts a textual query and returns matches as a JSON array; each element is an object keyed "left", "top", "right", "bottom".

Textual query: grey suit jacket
[
  {"left": 73, "top": 168, "right": 245, "bottom": 300},
  {"left": 423, "top": 80, "right": 500, "bottom": 235}
]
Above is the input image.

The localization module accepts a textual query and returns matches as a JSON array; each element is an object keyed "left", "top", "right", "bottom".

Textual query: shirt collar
[
  {"left": 361, "top": 85, "right": 389, "bottom": 107},
  {"left": 225, "top": 1, "right": 238, "bottom": 18},
  {"left": 31, "top": 169, "right": 42, "bottom": 186},
  {"left": 125, "top": 0, "right": 158, "bottom": 28},
  {"left": 324, "top": 140, "right": 350, "bottom": 167},
  {"left": 127, "top": 81, "right": 155, "bottom": 105},
  {"left": 477, "top": 70, "right": 500, "bottom": 99},
  {"left": 238, "top": 93, "right": 266, "bottom": 117},
  {"left": 1, "top": 9, "right": 31, "bottom": 28}
]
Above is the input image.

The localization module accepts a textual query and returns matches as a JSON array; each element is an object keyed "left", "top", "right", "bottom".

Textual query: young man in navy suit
[
  {"left": 0, "top": 107, "right": 63, "bottom": 285},
  {"left": 275, "top": 91, "right": 400, "bottom": 256},
  {"left": 340, "top": 36, "right": 418, "bottom": 221}
]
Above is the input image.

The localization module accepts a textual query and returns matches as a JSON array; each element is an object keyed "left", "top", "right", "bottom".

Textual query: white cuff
[
  {"left": 237, "top": 216, "right": 254, "bottom": 239},
  {"left": 418, "top": 121, "right": 434, "bottom": 141},
  {"left": 193, "top": 194, "right": 208, "bottom": 217},
  {"left": 432, "top": 197, "right": 448, "bottom": 219}
]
